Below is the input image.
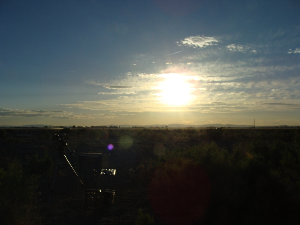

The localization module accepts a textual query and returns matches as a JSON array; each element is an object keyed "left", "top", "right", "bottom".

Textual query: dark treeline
[{"left": 0, "top": 128, "right": 300, "bottom": 224}]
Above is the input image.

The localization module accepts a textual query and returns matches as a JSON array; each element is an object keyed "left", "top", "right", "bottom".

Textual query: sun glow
[{"left": 155, "top": 73, "right": 195, "bottom": 106}]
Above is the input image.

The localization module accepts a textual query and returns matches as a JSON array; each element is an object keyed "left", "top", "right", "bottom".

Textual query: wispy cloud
[
  {"left": 0, "top": 108, "right": 121, "bottom": 120},
  {"left": 262, "top": 103, "right": 300, "bottom": 106},
  {"left": 0, "top": 108, "right": 71, "bottom": 118},
  {"left": 98, "top": 92, "right": 135, "bottom": 95},
  {"left": 288, "top": 48, "right": 300, "bottom": 54},
  {"left": 178, "top": 35, "right": 219, "bottom": 48},
  {"left": 106, "top": 86, "right": 133, "bottom": 89},
  {"left": 226, "top": 44, "right": 252, "bottom": 53}
]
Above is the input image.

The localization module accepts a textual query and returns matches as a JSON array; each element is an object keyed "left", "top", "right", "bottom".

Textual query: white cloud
[
  {"left": 288, "top": 48, "right": 300, "bottom": 54},
  {"left": 178, "top": 35, "right": 218, "bottom": 48},
  {"left": 226, "top": 44, "right": 249, "bottom": 52}
]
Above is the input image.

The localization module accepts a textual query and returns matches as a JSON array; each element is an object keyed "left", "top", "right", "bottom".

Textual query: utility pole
[{"left": 254, "top": 119, "right": 255, "bottom": 129}]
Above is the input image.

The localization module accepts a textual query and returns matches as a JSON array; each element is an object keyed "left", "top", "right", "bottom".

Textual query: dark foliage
[
  {"left": 0, "top": 160, "right": 40, "bottom": 225},
  {"left": 26, "top": 152, "right": 54, "bottom": 177},
  {"left": 1, "top": 128, "right": 300, "bottom": 224}
]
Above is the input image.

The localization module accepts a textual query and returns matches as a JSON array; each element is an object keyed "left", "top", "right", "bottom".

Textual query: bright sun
[{"left": 155, "top": 73, "right": 194, "bottom": 106}]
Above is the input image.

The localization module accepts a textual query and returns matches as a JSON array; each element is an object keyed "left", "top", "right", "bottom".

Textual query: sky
[{"left": 1, "top": 0, "right": 300, "bottom": 127}]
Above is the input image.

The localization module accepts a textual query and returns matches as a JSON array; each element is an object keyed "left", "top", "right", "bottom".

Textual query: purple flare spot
[{"left": 107, "top": 144, "right": 114, "bottom": 150}]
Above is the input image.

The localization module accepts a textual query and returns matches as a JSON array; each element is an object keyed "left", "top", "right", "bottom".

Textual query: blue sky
[{"left": 1, "top": 0, "right": 300, "bottom": 126}]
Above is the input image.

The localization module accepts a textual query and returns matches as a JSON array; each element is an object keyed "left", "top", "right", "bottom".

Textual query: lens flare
[
  {"left": 149, "top": 159, "right": 211, "bottom": 224},
  {"left": 107, "top": 144, "right": 114, "bottom": 150},
  {"left": 119, "top": 135, "right": 133, "bottom": 149}
]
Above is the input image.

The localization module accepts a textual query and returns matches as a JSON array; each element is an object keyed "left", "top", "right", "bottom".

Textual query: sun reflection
[{"left": 154, "top": 73, "right": 195, "bottom": 106}]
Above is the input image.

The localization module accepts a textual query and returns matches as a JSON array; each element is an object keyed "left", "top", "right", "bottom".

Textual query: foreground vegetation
[
  {"left": 0, "top": 152, "right": 53, "bottom": 224},
  {"left": 0, "top": 128, "right": 300, "bottom": 224}
]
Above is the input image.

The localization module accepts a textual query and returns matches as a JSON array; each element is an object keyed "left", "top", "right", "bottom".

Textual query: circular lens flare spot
[
  {"left": 149, "top": 159, "right": 211, "bottom": 224},
  {"left": 119, "top": 135, "right": 133, "bottom": 149},
  {"left": 107, "top": 144, "right": 114, "bottom": 150}
]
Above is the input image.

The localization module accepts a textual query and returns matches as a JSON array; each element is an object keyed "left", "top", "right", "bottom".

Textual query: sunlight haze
[{"left": 1, "top": 0, "right": 300, "bottom": 126}]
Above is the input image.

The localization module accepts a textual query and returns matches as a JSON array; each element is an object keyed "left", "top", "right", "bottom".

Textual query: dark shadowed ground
[{"left": 1, "top": 127, "right": 300, "bottom": 225}]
